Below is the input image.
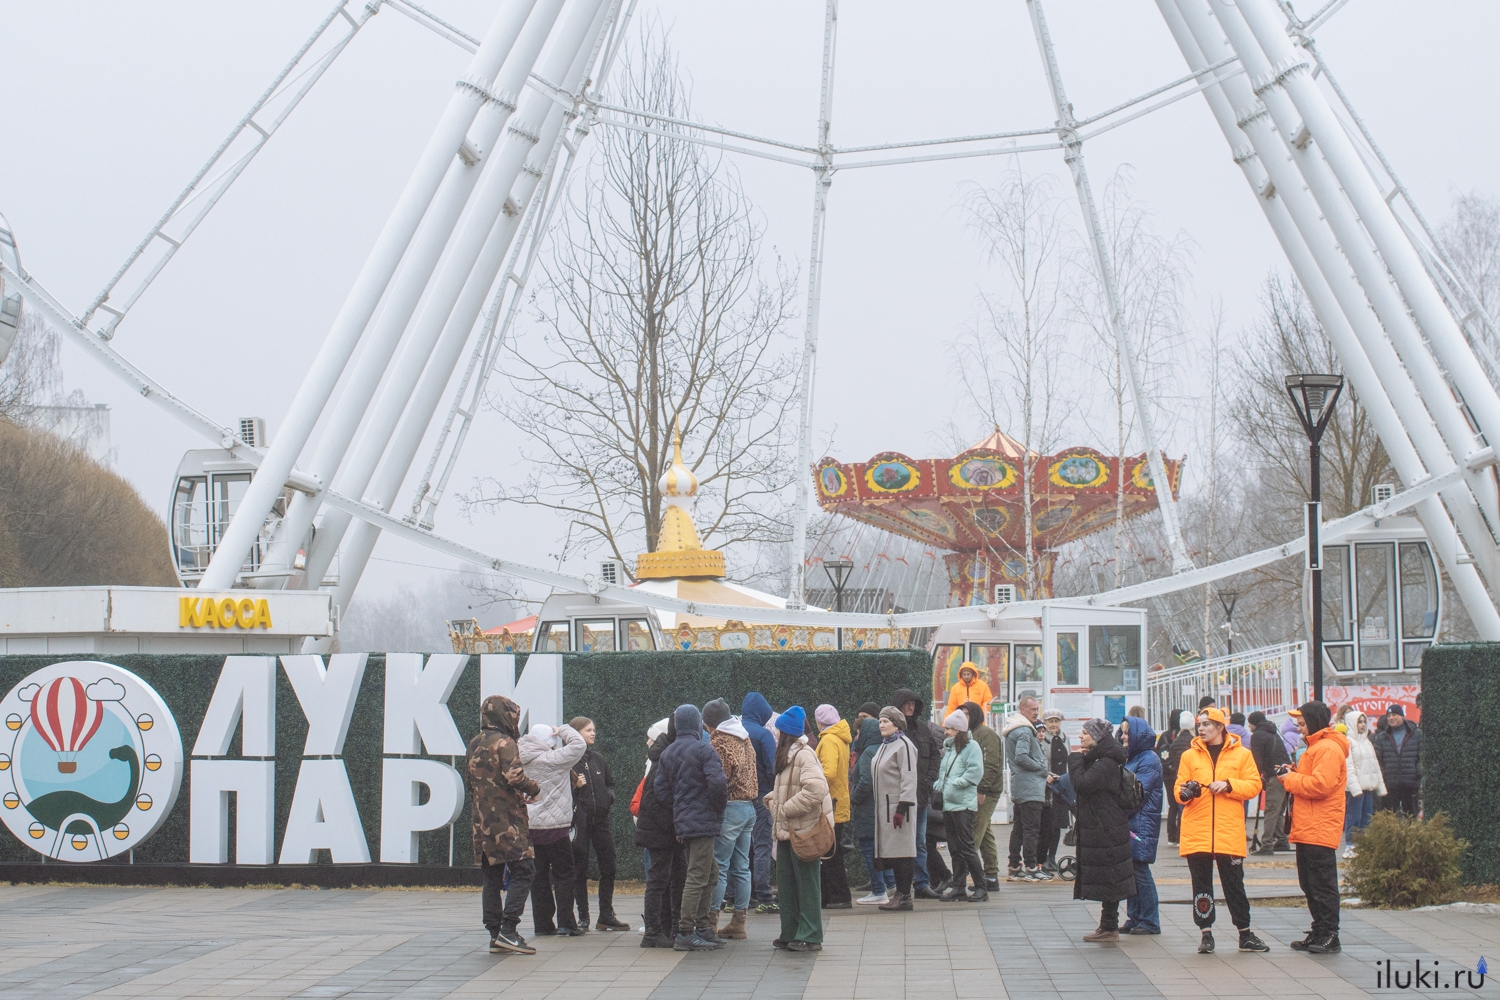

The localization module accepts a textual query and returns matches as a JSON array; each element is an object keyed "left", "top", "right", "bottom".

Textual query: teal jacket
[{"left": 933, "top": 737, "right": 984, "bottom": 813}]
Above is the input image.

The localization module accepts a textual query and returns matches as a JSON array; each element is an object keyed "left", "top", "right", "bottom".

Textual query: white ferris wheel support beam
[
  {"left": 1229, "top": 0, "right": 1500, "bottom": 463},
  {"left": 247, "top": 0, "right": 575, "bottom": 588},
  {"left": 1026, "top": 0, "right": 1194, "bottom": 577},
  {"left": 787, "top": 0, "right": 839, "bottom": 609},
  {"left": 1197, "top": 0, "right": 1500, "bottom": 593},
  {"left": 300, "top": 0, "right": 620, "bottom": 613},
  {"left": 408, "top": 0, "right": 638, "bottom": 534},
  {"left": 1158, "top": 0, "right": 1500, "bottom": 638},
  {"left": 198, "top": 0, "right": 548, "bottom": 591}
]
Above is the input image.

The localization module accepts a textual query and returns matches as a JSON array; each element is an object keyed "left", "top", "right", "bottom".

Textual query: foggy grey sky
[{"left": 2, "top": 1, "right": 1496, "bottom": 617}]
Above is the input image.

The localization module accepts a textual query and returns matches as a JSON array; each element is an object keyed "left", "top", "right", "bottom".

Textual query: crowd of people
[{"left": 463, "top": 672, "right": 1417, "bottom": 959}]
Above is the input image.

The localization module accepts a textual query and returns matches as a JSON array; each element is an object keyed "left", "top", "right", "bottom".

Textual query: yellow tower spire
[{"left": 636, "top": 419, "right": 726, "bottom": 579}]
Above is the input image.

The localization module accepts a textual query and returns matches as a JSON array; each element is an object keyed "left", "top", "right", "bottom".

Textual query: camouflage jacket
[{"left": 467, "top": 695, "right": 541, "bottom": 865}]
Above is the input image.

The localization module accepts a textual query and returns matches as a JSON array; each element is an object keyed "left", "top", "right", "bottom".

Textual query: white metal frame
[{"left": 7, "top": 0, "right": 1499, "bottom": 639}]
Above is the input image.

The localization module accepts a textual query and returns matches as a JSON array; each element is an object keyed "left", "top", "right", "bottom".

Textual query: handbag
[
  {"left": 782, "top": 746, "right": 836, "bottom": 862},
  {"left": 931, "top": 750, "right": 959, "bottom": 812}
]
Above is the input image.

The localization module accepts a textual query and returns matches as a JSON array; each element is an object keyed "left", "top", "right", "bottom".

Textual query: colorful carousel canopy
[{"left": 815, "top": 430, "right": 1184, "bottom": 603}]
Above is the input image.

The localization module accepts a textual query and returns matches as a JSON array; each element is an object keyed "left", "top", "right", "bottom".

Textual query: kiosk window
[
  {"left": 1088, "top": 625, "right": 1141, "bottom": 692},
  {"left": 1014, "top": 644, "right": 1043, "bottom": 701},
  {"left": 1055, "top": 632, "right": 1079, "bottom": 686}
]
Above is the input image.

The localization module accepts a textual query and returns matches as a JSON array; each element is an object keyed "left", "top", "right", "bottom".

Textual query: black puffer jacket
[
  {"left": 653, "top": 705, "right": 728, "bottom": 840},
  {"left": 1249, "top": 720, "right": 1291, "bottom": 780},
  {"left": 894, "top": 687, "right": 942, "bottom": 809},
  {"left": 1069, "top": 734, "right": 1135, "bottom": 903},
  {"left": 1372, "top": 722, "right": 1423, "bottom": 790},
  {"left": 1164, "top": 727, "right": 1194, "bottom": 790},
  {"left": 633, "top": 726, "right": 676, "bottom": 850},
  {"left": 572, "top": 746, "right": 615, "bottom": 827}
]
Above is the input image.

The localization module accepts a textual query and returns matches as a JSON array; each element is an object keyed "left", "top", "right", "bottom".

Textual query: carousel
[{"left": 815, "top": 429, "right": 1185, "bottom": 604}]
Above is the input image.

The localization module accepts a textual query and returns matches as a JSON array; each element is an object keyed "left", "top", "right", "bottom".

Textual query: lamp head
[
  {"left": 824, "top": 557, "right": 853, "bottom": 591},
  {"left": 1284, "top": 373, "right": 1345, "bottom": 443}
]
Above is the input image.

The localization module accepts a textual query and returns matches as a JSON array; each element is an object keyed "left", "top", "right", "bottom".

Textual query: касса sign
[{"left": 0, "top": 653, "right": 561, "bottom": 865}]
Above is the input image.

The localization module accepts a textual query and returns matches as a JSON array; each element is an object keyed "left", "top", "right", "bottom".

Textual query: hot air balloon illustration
[{"left": 29, "top": 676, "right": 105, "bottom": 774}]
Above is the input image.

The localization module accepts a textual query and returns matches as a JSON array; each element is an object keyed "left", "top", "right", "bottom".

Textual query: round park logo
[{"left": 0, "top": 662, "right": 183, "bottom": 860}]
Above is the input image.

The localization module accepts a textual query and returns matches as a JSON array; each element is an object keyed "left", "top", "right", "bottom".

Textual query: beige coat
[
  {"left": 871, "top": 733, "right": 919, "bottom": 861},
  {"left": 764, "top": 740, "right": 833, "bottom": 842}
]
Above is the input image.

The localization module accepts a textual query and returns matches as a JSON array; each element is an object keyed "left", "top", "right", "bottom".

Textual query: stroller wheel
[{"left": 1057, "top": 856, "right": 1078, "bottom": 881}]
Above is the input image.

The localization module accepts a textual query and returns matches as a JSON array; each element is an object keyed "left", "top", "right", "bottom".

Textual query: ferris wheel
[{"left": 2, "top": 0, "right": 1498, "bottom": 644}]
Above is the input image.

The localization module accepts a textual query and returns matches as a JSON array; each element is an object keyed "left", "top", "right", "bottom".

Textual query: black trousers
[
  {"left": 884, "top": 856, "right": 914, "bottom": 896},
  {"left": 1296, "top": 843, "right": 1340, "bottom": 937},
  {"left": 1186, "top": 852, "right": 1250, "bottom": 931},
  {"left": 1007, "top": 799, "right": 1043, "bottom": 868},
  {"left": 644, "top": 843, "right": 687, "bottom": 934},
  {"left": 1381, "top": 785, "right": 1420, "bottom": 816},
  {"left": 530, "top": 837, "right": 578, "bottom": 933},
  {"left": 820, "top": 821, "right": 852, "bottom": 905},
  {"left": 572, "top": 816, "right": 617, "bottom": 923},
  {"left": 1039, "top": 802, "right": 1063, "bottom": 864},
  {"left": 943, "top": 809, "right": 984, "bottom": 890},
  {"left": 481, "top": 855, "right": 535, "bottom": 937},
  {"left": 924, "top": 816, "right": 952, "bottom": 884},
  {"left": 1100, "top": 898, "right": 1121, "bottom": 931},
  {"left": 1166, "top": 801, "right": 1183, "bottom": 843}
]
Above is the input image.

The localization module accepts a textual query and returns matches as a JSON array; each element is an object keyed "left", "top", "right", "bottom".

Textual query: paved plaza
[{"left": 0, "top": 853, "right": 1493, "bottom": 1000}]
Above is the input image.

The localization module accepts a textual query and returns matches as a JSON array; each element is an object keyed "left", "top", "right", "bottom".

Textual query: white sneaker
[
  {"left": 855, "top": 891, "right": 889, "bottom": 905},
  {"left": 1341, "top": 844, "right": 1354, "bottom": 859}
]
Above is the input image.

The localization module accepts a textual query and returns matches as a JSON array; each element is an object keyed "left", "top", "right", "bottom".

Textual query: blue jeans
[
  {"left": 1344, "top": 790, "right": 1376, "bottom": 841},
  {"left": 914, "top": 806, "right": 931, "bottom": 888},
  {"left": 751, "top": 797, "right": 774, "bottom": 902},
  {"left": 1124, "top": 860, "right": 1159, "bottom": 933},
  {"left": 712, "top": 800, "right": 756, "bottom": 911},
  {"left": 859, "top": 836, "right": 892, "bottom": 895}
]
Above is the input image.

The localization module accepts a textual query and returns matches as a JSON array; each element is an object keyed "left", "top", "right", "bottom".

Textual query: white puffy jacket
[
  {"left": 1345, "top": 717, "right": 1386, "bottom": 796},
  {"left": 519, "top": 723, "right": 587, "bottom": 831}
]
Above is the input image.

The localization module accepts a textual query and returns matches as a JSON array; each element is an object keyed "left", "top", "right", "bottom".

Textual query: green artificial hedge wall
[
  {"left": 0, "top": 648, "right": 929, "bottom": 884},
  {"left": 1420, "top": 643, "right": 1500, "bottom": 885}
]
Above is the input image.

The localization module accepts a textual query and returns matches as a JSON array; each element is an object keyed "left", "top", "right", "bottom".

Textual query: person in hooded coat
[
  {"left": 893, "top": 687, "right": 943, "bottom": 898},
  {"left": 1281, "top": 702, "right": 1350, "bottom": 954},
  {"left": 1001, "top": 696, "right": 1051, "bottom": 881},
  {"left": 656, "top": 703, "right": 729, "bottom": 951},
  {"left": 519, "top": 722, "right": 587, "bottom": 938},
  {"left": 634, "top": 716, "right": 687, "bottom": 947},
  {"left": 849, "top": 717, "right": 893, "bottom": 904},
  {"left": 1118, "top": 715, "right": 1163, "bottom": 935},
  {"left": 1248, "top": 709, "right": 1293, "bottom": 854},
  {"left": 944, "top": 661, "right": 994, "bottom": 715},
  {"left": 961, "top": 701, "right": 1005, "bottom": 888},
  {"left": 1070, "top": 719, "right": 1136, "bottom": 943},
  {"left": 871, "top": 707, "right": 920, "bottom": 911},
  {"left": 741, "top": 692, "right": 780, "bottom": 911},
  {"left": 467, "top": 695, "right": 542, "bottom": 955},
  {"left": 1342, "top": 711, "right": 1385, "bottom": 857},
  {"left": 934, "top": 709, "right": 987, "bottom": 902},
  {"left": 813, "top": 704, "right": 853, "bottom": 908}
]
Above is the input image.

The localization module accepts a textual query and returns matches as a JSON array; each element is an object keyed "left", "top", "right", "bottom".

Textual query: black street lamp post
[
  {"left": 824, "top": 557, "right": 854, "bottom": 649},
  {"left": 1217, "top": 589, "right": 1239, "bottom": 656},
  {"left": 1284, "top": 373, "right": 1345, "bottom": 703}
]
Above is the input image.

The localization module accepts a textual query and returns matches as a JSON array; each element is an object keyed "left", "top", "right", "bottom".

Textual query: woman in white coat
[
  {"left": 1342, "top": 712, "right": 1385, "bottom": 857},
  {"left": 871, "top": 707, "right": 919, "bottom": 912}
]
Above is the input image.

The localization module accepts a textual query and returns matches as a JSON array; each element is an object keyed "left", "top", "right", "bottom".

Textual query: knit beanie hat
[
  {"left": 528, "top": 723, "right": 557, "bottom": 748},
  {"left": 674, "top": 703, "right": 704, "bottom": 739},
  {"left": 702, "top": 698, "right": 732, "bottom": 730},
  {"left": 943, "top": 709, "right": 970, "bottom": 731},
  {"left": 1082, "top": 718, "right": 1112, "bottom": 744},
  {"left": 1178, "top": 710, "right": 1194, "bottom": 730},
  {"left": 814, "top": 704, "right": 840, "bottom": 727},
  {"left": 775, "top": 705, "right": 807, "bottom": 736},
  {"left": 857, "top": 701, "right": 881, "bottom": 718},
  {"left": 879, "top": 706, "right": 906, "bottom": 731}
]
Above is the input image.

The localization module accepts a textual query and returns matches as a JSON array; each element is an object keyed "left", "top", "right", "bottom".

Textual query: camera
[{"left": 1179, "top": 780, "right": 1201, "bottom": 801}]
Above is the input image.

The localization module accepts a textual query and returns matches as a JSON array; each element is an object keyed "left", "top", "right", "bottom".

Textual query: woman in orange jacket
[
  {"left": 1172, "top": 708, "right": 1269, "bottom": 954},
  {"left": 1278, "top": 702, "right": 1349, "bottom": 955}
]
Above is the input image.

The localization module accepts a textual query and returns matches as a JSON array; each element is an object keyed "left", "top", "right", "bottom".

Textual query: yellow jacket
[
  {"left": 815, "top": 718, "right": 852, "bottom": 823},
  {"left": 1174, "top": 732, "right": 1261, "bottom": 857}
]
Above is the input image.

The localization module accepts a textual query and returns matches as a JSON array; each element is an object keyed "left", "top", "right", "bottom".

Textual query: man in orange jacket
[
  {"left": 1278, "top": 701, "right": 1349, "bottom": 955},
  {"left": 1174, "top": 707, "right": 1270, "bottom": 954},
  {"left": 945, "top": 662, "right": 994, "bottom": 716}
]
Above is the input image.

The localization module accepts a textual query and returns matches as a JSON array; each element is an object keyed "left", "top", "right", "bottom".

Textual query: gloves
[{"left": 893, "top": 801, "right": 913, "bottom": 829}]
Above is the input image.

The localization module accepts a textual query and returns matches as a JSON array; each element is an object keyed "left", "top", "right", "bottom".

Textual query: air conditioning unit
[
  {"left": 993, "top": 584, "right": 1016, "bottom": 605},
  {"left": 599, "top": 558, "right": 627, "bottom": 586},
  {"left": 1372, "top": 483, "right": 1395, "bottom": 506},
  {"left": 238, "top": 416, "right": 266, "bottom": 448}
]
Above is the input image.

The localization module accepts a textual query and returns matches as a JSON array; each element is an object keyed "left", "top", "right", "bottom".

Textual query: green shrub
[
  {"left": 1344, "top": 811, "right": 1468, "bottom": 908},
  {"left": 1421, "top": 643, "right": 1500, "bottom": 884}
]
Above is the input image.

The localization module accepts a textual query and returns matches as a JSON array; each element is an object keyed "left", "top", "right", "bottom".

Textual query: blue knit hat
[{"left": 775, "top": 705, "right": 807, "bottom": 736}]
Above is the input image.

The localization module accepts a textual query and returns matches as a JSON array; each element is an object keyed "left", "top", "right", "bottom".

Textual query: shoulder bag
[{"left": 785, "top": 746, "right": 836, "bottom": 862}]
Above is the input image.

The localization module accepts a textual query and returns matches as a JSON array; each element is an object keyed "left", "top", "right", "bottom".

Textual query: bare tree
[
  {"left": 469, "top": 29, "right": 798, "bottom": 580},
  {"left": 1438, "top": 189, "right": 1500, "bottom": 368},
  {"left": 0, "top": 310, "right": 65, "bottom": 423},
  {"left": 953, "top": 162, "right": 1073, "bottom": 598}
]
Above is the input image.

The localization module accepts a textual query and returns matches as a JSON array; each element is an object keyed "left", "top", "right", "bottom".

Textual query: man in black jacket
[
  {"left": 655, "top": 703, "right": 728, "bottom": 951},
  {"left": 1372, "top": 704, "right": 1422, "bottom": 816},
  {"left": 895, "top": 687, "right": 943, "bottom": 899},
  {"left": 1247, "top": 711, "right": 1292, "bottom": 854}
]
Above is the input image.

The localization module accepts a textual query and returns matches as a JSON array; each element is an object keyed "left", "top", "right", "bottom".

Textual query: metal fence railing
[{"left": 1145, "top": 642, "right": 1307, "bottom": 733}]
